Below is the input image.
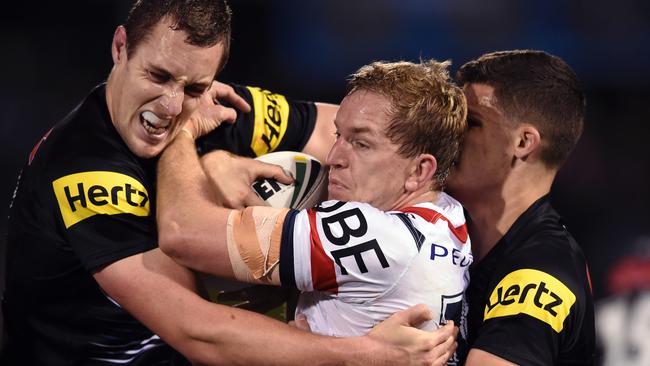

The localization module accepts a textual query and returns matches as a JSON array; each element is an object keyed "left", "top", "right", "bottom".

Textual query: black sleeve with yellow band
[{"left": 196, "top": 84, "right": 318, "bottom": 157}]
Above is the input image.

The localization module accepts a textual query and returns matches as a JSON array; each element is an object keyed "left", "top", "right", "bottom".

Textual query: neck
[
  {"left": 105, "top": 70, "right": 117, "bottom": 126},
  {"left": 464, "top": 168, "right": 554, "bottom": 261},
  {"left": 391, "top": 189, "right": 438, "bottom": 211}
]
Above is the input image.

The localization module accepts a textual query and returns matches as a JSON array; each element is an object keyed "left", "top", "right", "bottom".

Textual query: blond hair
[{"left": 348, "top": 60, "right": 467, "bottom": 189}]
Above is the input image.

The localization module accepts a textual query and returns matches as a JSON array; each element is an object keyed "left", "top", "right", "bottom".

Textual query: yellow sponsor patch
[
  {"left": 484, "top": 269, "right": 576, "bottom": 333},
  {"left": 52, "top": 171, "right": 150, "bottom": 228},
  {"left": 246, "top": 86, "right": 290, "bottom": 156}
]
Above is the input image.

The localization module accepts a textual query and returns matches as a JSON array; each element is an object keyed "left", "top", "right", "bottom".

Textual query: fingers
[
  {"left": 432, "top": 335, "right": 457, "bottom": 366},
  {"left": 210, "top": 104, "right": 238, "bottom": 124},
  {"left": 242, "top": 191, "right": 268, "bottom": 208},
  {"left": 289, "top": 314, "right": 312, "bottom": 332},
  {"left": 395, "top": 303, "right": 433, "bottom": 327},
  {"left": 428, "top": 321, "right": 457, "bottom": 366},
  {"left": 438, "top": 321, "right": 456, "bottom": 339},
  {"left": 273, "top": 168, "right": 295, "bottom": 185},
  {"left": 211, "top": 81, "right": 251, "bottom": 113},
  {"left": 250, "top": 161, "right": 295, "bottom": 185}
]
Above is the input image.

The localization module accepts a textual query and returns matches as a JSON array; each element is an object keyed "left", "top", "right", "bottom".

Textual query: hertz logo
[
  {"left": 247, "top": 86, "right": 289, "bottom": 156},
  {"left": 52, "top": 171, "right": 150, "bottom": 228},
  {"left": 484, "top": 269, "right": 576, "bottom": 333}
]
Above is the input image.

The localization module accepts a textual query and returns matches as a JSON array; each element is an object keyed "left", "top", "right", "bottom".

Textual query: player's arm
[
  {"left": 158, "top": 129, "right": 291, "bottom": 280},
  {"left": 465, "top": 349, "right": 518, "bottom": 366},
  {"left": 94, "top": 248, "right": 455, "bottom": 366},
  {"left": 199, "top": 84, "right": 339, "bottom": 161},
  {"left": 301, "top": 102, "right": 339, "bottom": 161}
]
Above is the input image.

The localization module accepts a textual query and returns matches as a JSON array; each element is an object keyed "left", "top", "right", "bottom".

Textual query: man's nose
[
  {"left": 158, "top": 86, "right": 183, "bottom": 117},
  {"left": 325, "top": 138, "right": 348, "bottom": 168}
]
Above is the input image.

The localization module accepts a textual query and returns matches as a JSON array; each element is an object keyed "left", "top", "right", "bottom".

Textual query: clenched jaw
[{"left": 140, "top": 111, "right": 171, "bottom": 136}]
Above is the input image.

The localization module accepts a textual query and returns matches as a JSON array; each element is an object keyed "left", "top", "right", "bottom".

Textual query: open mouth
[{"left": 140, "top": 111, "right": 171, "bottom": 136}]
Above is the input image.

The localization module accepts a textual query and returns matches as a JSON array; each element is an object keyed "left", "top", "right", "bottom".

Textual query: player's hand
[
  {"left": 183, "top": 81, "right": 251, "bottom": 139},
  {"left": 288, "top": 313, "right": 312, "bottom": 332},
  {"left": 368, "top": 304, "right": 458, "bottom": 366},
  {"left": 200, "top": 150, "right": 293, "bottom": 209}
]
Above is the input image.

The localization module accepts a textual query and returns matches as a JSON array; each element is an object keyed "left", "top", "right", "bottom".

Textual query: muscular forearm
[
  {"left": 157, "top": 132, "right": 234, "bottom": 277},
  {"left": 97, "top": 249, "right": 409, "bottom": 366},
  {"left": 185, "top": 301, "right": 411, "bottom": 366}
]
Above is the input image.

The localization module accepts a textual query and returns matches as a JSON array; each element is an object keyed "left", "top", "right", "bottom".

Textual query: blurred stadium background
[{"left": 1, "top": 1, "right": 649, "bottom": 364}]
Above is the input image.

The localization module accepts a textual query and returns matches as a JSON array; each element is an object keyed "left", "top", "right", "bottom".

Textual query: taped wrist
[{"left": 226, "top": 206, "right": 290, "bottom": 285}]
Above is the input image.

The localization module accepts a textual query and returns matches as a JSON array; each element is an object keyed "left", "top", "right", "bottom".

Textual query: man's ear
[
  {"left": 405, "top": 154, "right": 437, "bottom": 192},
  {"left": 514, "top": 124, "right": 541, "bottom": 160},
  {"left": 111, "top": 26, "right": 128, "bottom": 64}
]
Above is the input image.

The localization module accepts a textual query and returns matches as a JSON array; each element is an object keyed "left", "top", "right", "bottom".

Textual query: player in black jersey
[
  {"left": 446, "top": 50, "right": 595, "bottom": 365},
  {"left": 1, "top": 0, "right": 456, "bottom": 365}
]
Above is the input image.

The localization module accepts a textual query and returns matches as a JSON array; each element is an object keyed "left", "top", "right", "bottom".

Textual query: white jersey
[{"left": 278, "top": 192, "right": 472, "bottom": 336}]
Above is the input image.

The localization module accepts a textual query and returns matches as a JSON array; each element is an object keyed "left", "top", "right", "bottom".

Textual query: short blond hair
[{"left": 348, "top": 60, "right": 467, "bottom": 189}]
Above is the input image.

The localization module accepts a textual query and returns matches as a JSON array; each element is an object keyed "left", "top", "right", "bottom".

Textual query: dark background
[{"left": 2, "top": 0, "right": 649, "bottom": 362}]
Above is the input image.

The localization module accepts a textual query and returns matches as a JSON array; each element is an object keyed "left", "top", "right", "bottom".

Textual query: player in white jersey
[
  {"left": 284, "top": 195, "right": 471, "bottom": 336},
  {"left": 157, "top": 59, "right": 469, "bottom": 361}
]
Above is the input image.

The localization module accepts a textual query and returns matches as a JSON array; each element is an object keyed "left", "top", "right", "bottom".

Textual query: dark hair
[
  {"left": 348, "top": 60, "right": 467, "bottom": 190},
  {"left": 125, "top": 0, "right": 232, "bottom": 72},
  {"left": 457, "top": 50, "right": 585, "bottom": 167}
]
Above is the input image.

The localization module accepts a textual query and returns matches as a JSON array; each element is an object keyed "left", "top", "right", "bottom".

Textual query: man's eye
[
  {"left": 148, "top": 70, "right": 170, "bottom": 83},
  {"left": 334, "top": 131, "right": 341, "bottom": 139},
  {"left": 352, "top": 140, "right": 369, "bottom": 149},
  {"left": 467, "top": 116, "right": 481, "bottom": 128},
  {"left": 185, "top": 86, "right": 206, "bottom": 98}
]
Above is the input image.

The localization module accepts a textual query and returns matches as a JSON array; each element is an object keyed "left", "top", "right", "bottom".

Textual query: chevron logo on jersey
[
  {"left": 484, "top": 269, "right": 576, "bottom": 332},
  {"left": 52, "top": 171, "right": 150, "bottom": 228}
]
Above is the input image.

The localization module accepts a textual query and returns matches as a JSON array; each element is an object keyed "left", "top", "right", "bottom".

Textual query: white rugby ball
[{"left": 252, "top": 151, "right": 328, "bottom": 210}]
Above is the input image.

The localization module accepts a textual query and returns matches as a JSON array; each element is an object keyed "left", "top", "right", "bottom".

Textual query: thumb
[
  {"left": 397, "top": 303, "right": 433, "bottom": 327},
  {"left": 242, "top": 190, "right": 269, "bottom": 207},
  {"left": 273, "top": 168, "right": 295, "bottom": 185},
  {"left": 252, "top": 162, "right": 294, "bottom": 185},
  {"left": 288, "top": 313, "right": 312, "bottom": 332},
  {"left": 439, "top": 320, "right": 457, "bottom": 338}
]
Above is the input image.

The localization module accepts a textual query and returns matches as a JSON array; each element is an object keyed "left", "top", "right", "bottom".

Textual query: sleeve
[
  {"left": 50, "top": 165, "right": 157, "bottom": 272},
  {"left": 196, "top": 84, "right": 317, "bottom": 157},
  {"left": 278, "top": 200, "right": 418, "bottom": 302},
  {"left": 472, "top": 237, "right": 588, "bottom": 365}
]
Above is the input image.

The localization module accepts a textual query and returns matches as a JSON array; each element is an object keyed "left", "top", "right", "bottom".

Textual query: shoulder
[
  {"left": 483, "top": 216, "right": 592, "bottom": 334},
  {"left": 35, "top": 85, "right": 143, "bottom": 178},
  {"left": 38, "top": 92, "right": 153, "bottom": 229},
  {"left": 506, "top": 214, "right": 588, "bottom": 288}
]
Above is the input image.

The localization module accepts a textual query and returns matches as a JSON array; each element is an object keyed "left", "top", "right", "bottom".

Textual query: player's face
[
  {"left": 108, "top": 18, "right": 224, "bottom": 158},
  {"left": 446, "top": 83, "right": 516, "bottom": 207},
  {"left": 325, "top": 90, "right": 414, "bottom": 211}
]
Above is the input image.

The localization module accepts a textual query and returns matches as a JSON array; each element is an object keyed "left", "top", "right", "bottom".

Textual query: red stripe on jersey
[
  {"left": 29, "top": 127, "right": 53, "bottom": 165},
  {"left": 400, "top": 206, "right": 468, "bottom": 243},
  {"left": 585, "top": 263, "right": 593, "bottom": 294},
  {"left": 308, "top": 208, "right": 339, "bottom": 294}
]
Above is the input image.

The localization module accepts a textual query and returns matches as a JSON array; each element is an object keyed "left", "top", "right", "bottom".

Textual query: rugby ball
[{"left": 252, "top": 151, "right": 328, "bottom": 210}]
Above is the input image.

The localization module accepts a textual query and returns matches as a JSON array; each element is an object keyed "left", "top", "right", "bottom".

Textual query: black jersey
[
  {"left": 465, "top": 196, "right": 595, "bottom": 365},
  {"left": 2, "top": 84, "right": 316, "bottom": 365},
  {"left": 197, "top": 84, "right": 317, "bottom": 157}
]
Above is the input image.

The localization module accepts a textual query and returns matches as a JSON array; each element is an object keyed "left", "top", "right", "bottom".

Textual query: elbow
[{"left": 157, "top": 215, "right": 188, "bottom": 261}]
